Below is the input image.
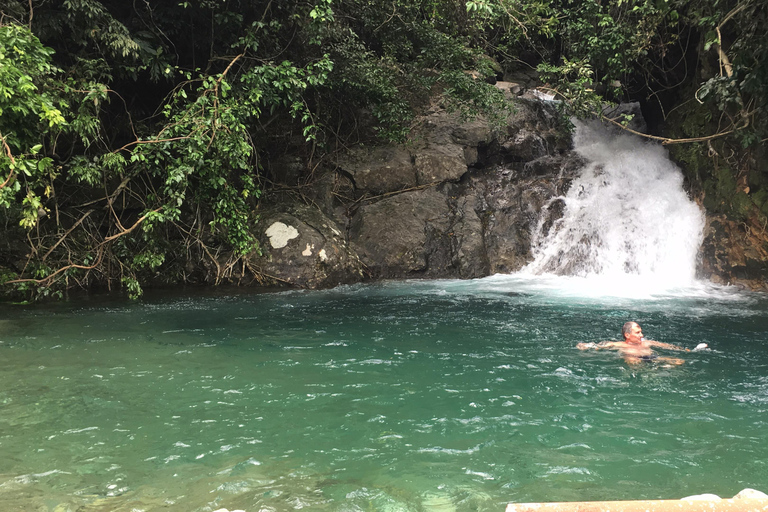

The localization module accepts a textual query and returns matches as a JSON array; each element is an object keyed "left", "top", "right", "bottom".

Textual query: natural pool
[{"left": 2, "top": 275, "right": 768, "bottom": 511}]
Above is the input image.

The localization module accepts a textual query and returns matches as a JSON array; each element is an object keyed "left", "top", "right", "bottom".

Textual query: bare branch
[
  {"left": 42, "top": 210, "right": 94, "bottom": 261},
  {"left": 113, "top": 134, "right": 196, "bottom": 154},
  {"left": 600, "top": 113, "right": 749, "bottom": 145},
  {"left": 103, "top": 207, "right": 162, "bottom": 242},
  {"left": 5, "top": 248, "right": 105, "bottom": 287},
  {"left": 0, "top": 131, "right": 17, "bottom": 190}
]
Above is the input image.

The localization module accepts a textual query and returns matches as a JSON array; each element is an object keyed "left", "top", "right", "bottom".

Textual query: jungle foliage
[{"left": 1, "top": 0, "right": 766, "bottom": 299}]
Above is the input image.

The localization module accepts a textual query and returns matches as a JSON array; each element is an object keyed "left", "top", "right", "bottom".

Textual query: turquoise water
[{"left": 1, "top": 276, "right": 768, "bottom": 511}]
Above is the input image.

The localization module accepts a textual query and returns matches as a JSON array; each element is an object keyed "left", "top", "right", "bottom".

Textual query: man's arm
[
  {"left": 647, "top": 340, "right": 689, "bottom": 352},
  {"left": 577, "top": 341, "right": 623, "bottom": 350}
]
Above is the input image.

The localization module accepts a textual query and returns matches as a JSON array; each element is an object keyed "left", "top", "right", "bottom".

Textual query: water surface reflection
[{"left": 1, "top": 277, "right": 767, "bottom": 511}]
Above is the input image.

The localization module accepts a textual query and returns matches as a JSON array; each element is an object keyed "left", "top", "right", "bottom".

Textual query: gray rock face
[
  {"left": 414, "top": 145, "right": 467, "bottom": 185},
  {"left": 350, "top": 188, "right": 452, "bottom": 277},
  {"left": 243, "top": 93, "right": 762, "bottom": 290},
  {"left": 250, "top": 95, "right": 579, "bottom": 288},
  {"left": 449, "top": 193, "right": 488, "bottom": 278},
  {"left": 336, "top": 145, "right": 416, "bottom": 195},
  {"left": 246, "top": 205, "right": 364, "bottom": 288},
  {"left": 697, "top": 215, "right": 768, "bottom": 290}
]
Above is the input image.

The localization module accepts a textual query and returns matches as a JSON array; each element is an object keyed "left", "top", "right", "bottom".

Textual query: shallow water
[{"left": 1, "top": 276, "right": 768, "bottom": 511}]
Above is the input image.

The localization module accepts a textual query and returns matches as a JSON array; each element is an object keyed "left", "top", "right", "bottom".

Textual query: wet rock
[
  {"left": 349, "top": 188, "right": 452, "bottom": 277},
  {"left": 502, "top": 130, "right": 549, "bottom": 161},
  {"left": 414, "top": 145, "right": 468, "bottom": 184},
  {"left": 681, "top": 493, "right": 722, "bottom": 500},
  {"left": 602, "top": 102, "right": 647, "bottom": 133},
  {"left": 246, "top": 205, "right": 364, "bottom": 288},
  {"left": 450, "top": 194, "right": 489, "bottom": 278},
  {"left": 244, "top": 96, "right": 583, "bottom": 289},
  {"left": 494, "top": 81, "right": 523, "bottom": 96},
  {"left": 336, "top": 145, "right": 416, "bottom": 195},
  {"left": 698, "top": 215, "right": 768, "bottom": 290},
  {"left": 733, "top": 488, "right": 768, "bottom": 499}
]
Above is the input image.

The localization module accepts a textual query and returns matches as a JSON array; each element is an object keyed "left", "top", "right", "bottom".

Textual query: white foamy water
[{"left": 522, "top": 119, "right": 705, "bottom": 291}]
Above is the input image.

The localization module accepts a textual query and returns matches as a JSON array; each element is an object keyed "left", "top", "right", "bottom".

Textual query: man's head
[{"left": 622, "top": 321, "right": 643, "bottom": 344}]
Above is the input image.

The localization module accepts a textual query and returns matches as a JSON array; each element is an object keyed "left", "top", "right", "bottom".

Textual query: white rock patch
[
  {"left": 265, "top": 222, "right": 299, "bottom": 249},
  {"left": 302, "top": 243, "right": 313, "bottom": 256}
]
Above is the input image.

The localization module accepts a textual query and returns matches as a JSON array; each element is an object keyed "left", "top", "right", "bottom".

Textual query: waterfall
[{"left": 522, "top": 119, "right": 705, "bottom": 288}]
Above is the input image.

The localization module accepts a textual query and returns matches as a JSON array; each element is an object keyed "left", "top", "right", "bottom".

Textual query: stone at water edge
[
  {"left": 734, "top": 489, "right": 768, "bottom": 499},
  {"left": 668, "top": 488, "right": 768, "bottom": 501},
  {"left": 506, "top": 489, "right": 768, "bottom": 511},
  {"left": 682, "top": 493, "right": 722, "bottom": 500}
]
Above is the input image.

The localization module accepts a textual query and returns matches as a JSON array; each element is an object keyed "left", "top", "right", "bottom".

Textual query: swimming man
[{"left": 577, "top": 321, "right": 704, "bottom": 365}]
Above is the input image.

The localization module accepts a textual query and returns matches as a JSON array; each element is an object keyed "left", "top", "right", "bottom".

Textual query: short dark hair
[{"left": 622, "top": 321, "right": 638, "bottom": 337}]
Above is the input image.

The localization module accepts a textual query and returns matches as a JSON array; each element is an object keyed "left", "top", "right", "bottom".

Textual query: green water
[{"left": 1, "top": 276, "right": 768, "bottom": 511}]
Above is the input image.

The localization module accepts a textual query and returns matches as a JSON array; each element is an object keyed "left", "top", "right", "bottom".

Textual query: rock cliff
[
  {"left": 244, "top": 85, "right": 767, "bottom": 290},
  {"left": 247, "top": 87, "right": 580, "bottom": 288}
]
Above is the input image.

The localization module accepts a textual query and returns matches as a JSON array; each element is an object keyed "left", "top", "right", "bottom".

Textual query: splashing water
[{"left": 522, "top": 119, "right": 705, "bottom": 290}]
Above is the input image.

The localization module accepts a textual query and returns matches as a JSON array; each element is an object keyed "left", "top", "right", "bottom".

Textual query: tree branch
[
  {"left": 0, "top": 131, "right": 17, "bottom": 190},
  {"left": 3, "top": 207, "right": 162, "bottom": 289},
  {"left": 42, "top": 210, "right": 94, "bottom": 261},
  {"left": 5, "top": 248, "right": 105, "bottom": 287},
  {"left": 600, "top": 113, "right": 749, "bottom": 145},
  {"left": 102, "top": 207, "right": 162, "bottom": 242}
]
